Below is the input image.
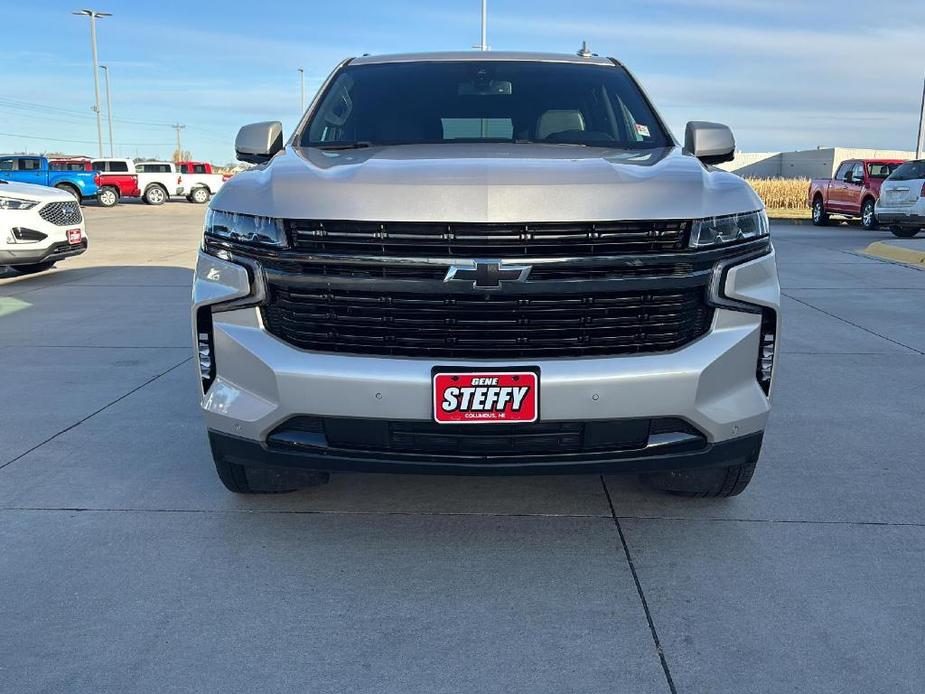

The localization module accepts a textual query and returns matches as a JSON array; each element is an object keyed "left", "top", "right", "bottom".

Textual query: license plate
[
  {"left": 67, "top": 229, "right": 82, "bottom": 245},
  {"left": 433, "top": 369, "right": 539, "bottom": 424}
]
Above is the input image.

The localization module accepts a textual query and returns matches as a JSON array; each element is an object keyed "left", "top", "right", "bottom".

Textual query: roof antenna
[{"left": 577, "top": 40, "right": 593, "bottom": 58}]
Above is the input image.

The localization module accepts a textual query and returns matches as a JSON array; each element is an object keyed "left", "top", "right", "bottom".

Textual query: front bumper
[
  {"left": 193, "top": 248, "right": 780, "bottom": 475},
  {"left": 0, "top": 238, "right": 88, "bottom": 266}
]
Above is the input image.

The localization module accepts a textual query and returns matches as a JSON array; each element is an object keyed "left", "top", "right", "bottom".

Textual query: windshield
[
  {"left": 888, "top": 160, "right": 925, "bottom": 181},
  {"left": 301, "top": 61, "right": 671, "bottom": 149}
]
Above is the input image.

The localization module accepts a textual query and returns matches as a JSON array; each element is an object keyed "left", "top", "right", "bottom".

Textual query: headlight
[
  {"left": 689, "top": 210, "right": 769, "bottom": 248},
  {"left": 0, "top": 196, "right": 39, "bottom": 211},
  {"left": 204, "top": 209, "right": 287, "bottom": 247}
]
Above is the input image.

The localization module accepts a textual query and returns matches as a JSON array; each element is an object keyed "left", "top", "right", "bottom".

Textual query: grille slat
[
  {"left": 288, "top": 220, "right": 689, "bottom": 257},
  {"left": 39, "top": 201, "right": 83, "bottom": 226},
  {"left": 263, "top": 287, "right": 712, "bottom": 358}
]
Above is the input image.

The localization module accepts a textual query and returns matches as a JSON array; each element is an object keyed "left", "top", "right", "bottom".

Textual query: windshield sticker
[{"left": 635, "top": 123, "right": 651, "bottom": 138}]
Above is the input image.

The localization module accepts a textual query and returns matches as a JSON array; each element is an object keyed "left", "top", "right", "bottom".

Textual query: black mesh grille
[
  {"left": 287, "top": 219, "right": 690, "bottom": 258},
  {"left": 262, "top": 286, "right": 712, "bottom": 358},
  {"left": 39, "top": 201, "right": 82, "bottom": 226}
]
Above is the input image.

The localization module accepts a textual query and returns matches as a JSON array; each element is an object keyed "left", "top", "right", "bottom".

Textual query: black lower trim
[
  {"left": 209, "top": 428, "right": 764, "bottom": 477},
  {"left": 0, "top": 239, "right": 88, "bottom": 265},
  {"left": 876, "top": 212, "right": 925, "bottom": 227}
]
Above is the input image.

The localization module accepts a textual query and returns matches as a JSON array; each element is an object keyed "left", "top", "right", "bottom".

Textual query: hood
[
  {"left": 0, "top": 180, "right": 74, "bottom": 203},
  {"left": 212, "top": 144, "right": 762, "bottom": 222}
]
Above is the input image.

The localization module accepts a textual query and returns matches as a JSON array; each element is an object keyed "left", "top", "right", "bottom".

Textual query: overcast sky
[{"left": 3, "top": 0, "right": 924, "bottom": 163}]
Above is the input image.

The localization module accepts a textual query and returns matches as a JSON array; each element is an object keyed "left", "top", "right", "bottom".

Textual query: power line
[{"left": 0, "top": 130, "right": 172, "bottom": 146}]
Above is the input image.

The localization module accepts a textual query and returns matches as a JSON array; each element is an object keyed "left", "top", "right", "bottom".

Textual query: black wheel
[
  {"left": 189, "top": 187, "right": 210, "bottom": 204},
  {"left": 811, "top": 196, "right": 828, "bottom": 226},
  {"left": 97, "top": 186, "right": 119, "bottom": 207},
  {"left": 641, "top": 438, "right": 761, "bottom": 498},
  {"left": 890, "top": 225, "right": 920, "bottom": 239},
  {"left": 212, "top": 454, "right": 330, "bottom": 494},
  {"left": 54, "top": 183, "right": 81, "bottom": 202},
  {"left": 861, "top": 198, "right": 877, "bottom": 230},
  {"left": 144, "top": 185, "right": 167, "bottom": 205},
  {"left": 10, "top": 260, "right": 56, "bottom": 274}
]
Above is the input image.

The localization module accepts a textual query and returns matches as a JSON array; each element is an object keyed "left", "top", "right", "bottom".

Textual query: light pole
[
  {"left": 99, "top": 64, "right": 114, "bottom": 156},
  {"left": 480, "top": 0, "right": 487, "bottom": 51},
  {"left": 298, "top": 67, "right": 305, "bottom": 113},
  {"left": 916, "top": 73, "right": 924, "bottom": 160},
  {"left": 73, "top": 9, "right": 111, "bottom": 158}
]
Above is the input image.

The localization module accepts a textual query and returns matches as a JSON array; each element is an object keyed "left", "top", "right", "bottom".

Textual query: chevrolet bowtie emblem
[{"left": 444, "top": 260, "right": 531, "bottom": 289}]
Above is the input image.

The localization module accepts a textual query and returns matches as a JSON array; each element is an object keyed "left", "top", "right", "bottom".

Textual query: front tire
[
  {"left": 641, "top": 439, "right": 761, "bottom": 497},
  {"left": 811, "top": 197, "right": 828, "bottom": 226},
  {"left": 890, "top": 225, "right": 920, "bottom": 239},
  {"left": 10, "top": 260, "right": 56, "bottom": 274},
  {"left": 189, "top": 187, "right": 210, "bottom": 204},
  {"left": 144, "top": 185, "right": 167, "bottom": 206},
  {"left": 861, "top": 199, "right": 877, "bottom": 230},
  {"left": 213, "top": 455, "right": 330, "bottom": 494},
  {"left": 97, "top": 186, "right": 119, "bottom": 207},
  {"left": 54, "top": 183, "right": 81, "bottom": 202}
]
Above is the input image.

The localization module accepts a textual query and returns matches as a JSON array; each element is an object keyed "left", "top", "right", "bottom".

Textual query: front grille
[
  {"left": 39, "top": 201, "right": 83, "bottom": 226},
  {"left": 287, "top": 219, "right": 690, "bottom": 257},
  {"left": 268, "top": 416, "right": 705, "bottom": 460},
  {"left": 262, "top": 286, "right": 712, "bottom": 358}
]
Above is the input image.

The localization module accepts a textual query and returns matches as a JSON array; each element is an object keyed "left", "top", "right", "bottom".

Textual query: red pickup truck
[
  {"left": 49, "top": 157, "right": 140, "bottom": 207},
  {"left": 808, "top": 159, "right": 903, "bottom": 230},
  {"left": 90, "top": 159, "right": 142, "bottom": 207}
]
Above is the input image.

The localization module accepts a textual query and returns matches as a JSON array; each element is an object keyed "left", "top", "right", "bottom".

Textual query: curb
[{"left": 862, "top": 241, "right": 925, "bottom": 267}]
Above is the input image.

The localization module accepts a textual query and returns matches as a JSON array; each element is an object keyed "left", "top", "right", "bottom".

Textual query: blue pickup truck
[{"left": 0, "top": 154, "right": 99, "bottom": 202}]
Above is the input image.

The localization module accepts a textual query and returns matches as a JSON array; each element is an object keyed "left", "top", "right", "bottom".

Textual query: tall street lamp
[
  {"left": 99, "top": 64, "right": 114, "bottom": 156},
  {"left": 73, "top": 9, "right": 111, "bottom": 158}
]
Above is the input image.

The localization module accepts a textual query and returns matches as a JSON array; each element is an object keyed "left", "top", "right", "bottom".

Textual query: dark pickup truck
[{"left": 808, "top": 159, "right": 903, "bottom": 230}]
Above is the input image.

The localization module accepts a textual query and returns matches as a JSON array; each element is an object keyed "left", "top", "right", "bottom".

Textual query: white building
[{"left": 717, "top": 147, "right": 916, "bottom": 179}]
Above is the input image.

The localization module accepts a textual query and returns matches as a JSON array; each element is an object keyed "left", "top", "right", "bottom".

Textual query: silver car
[{"left": 193, "top": 51, "right": 780, "bottom": 497}]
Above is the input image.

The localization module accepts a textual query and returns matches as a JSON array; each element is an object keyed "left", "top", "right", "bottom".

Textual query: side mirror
[
  {"left": 684, "top": 121, "right": 735, "bottom": 166},
  {"left": 235, "top": 121, "right": 283, "bottom": 164}
]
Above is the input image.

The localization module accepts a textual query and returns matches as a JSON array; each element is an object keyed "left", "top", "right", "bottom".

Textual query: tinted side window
[
  {"left": 20, "top": 158, "right": 42, "bottom": 171},
  {"left": 193, "top": 164, "right": 207, "bottom": 174},
  {"left": 835, "top": 162, "right": 852, "bottom": 180},
  {"left": 110, "top": 161, "right": 129, "bottom": 172},
  {"left": 850, "top": 163, "right": 865, "bottom": 182},
  {"left": 0, "top": 159, "right": 14, "bottom": 171},
  {"left": 92, "top": 161, "right": 108, "bottom": 171}
]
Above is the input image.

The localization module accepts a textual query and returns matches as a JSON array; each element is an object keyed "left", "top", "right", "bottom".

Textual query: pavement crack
[
  {"left": 602, "top": 476, "right": 678, "bottom": 694},
  {"left": 0, "top": 357, "right": 192, "bottom": 472},
  {"left": 782, "top": 292, "right": 925, "bottom": 356}
]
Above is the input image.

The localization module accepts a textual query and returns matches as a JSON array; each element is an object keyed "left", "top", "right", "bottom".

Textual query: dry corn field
[{"left": 746, "top": 178, "right": 810, "bottom": 210}]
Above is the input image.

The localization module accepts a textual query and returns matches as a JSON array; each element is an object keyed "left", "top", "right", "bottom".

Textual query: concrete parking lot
[{"left": 1, "top": 204, "right": 923, "bottom": 693}]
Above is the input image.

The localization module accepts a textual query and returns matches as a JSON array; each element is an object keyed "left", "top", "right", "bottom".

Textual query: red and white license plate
[
  {"left": 67, "top": 229, "right": 82, "bottom": 245},
  {"left": 433, "top": 370, "right": 539, "bottom": 424}
]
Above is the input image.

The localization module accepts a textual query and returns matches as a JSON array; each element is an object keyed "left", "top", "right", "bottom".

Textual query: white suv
[
  {"left": 876, "top": 160, "right": 925, "bottom": 238},
  {"left": 1, "top": 181, "right": 87, "bottom": 273}
]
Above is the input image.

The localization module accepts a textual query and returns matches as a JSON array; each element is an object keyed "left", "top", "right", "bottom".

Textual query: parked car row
[
  {"left": 0, "top": 154, "right": 228, "bottom": 208},
  {"left": 808, "top": 158, "right": 924, "bottom": 237}
]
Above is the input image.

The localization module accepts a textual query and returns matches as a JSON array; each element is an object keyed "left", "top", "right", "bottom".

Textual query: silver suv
[{"left": 193, "top": 51, "right": 780, "bottom": 497}]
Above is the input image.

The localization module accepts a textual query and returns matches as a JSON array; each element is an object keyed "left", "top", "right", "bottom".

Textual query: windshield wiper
[{"left": 315, "top": 141, "right": 374, "bottom": 151}]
